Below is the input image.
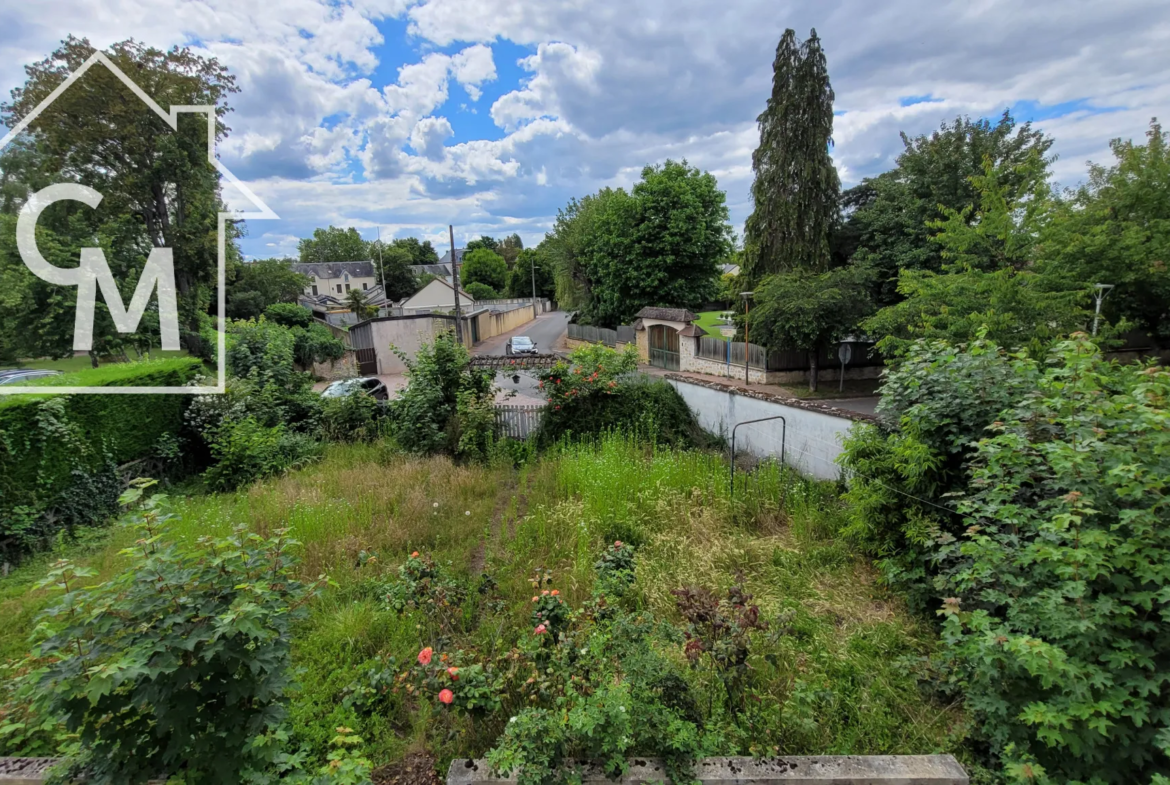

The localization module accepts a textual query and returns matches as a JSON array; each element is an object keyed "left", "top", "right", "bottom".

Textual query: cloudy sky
[{"left": 2, "top": 0, "right": 1167, "bottom": 259}]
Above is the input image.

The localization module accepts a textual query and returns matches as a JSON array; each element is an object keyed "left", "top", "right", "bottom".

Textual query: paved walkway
[{"left": 471, "top": 311, "right": 569, "bottom": 357}]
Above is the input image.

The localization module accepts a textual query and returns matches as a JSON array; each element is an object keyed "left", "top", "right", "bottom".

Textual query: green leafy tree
[
  {"left": 388, "top": 236, "right": 439, "bottom": 266},
  {"left": 463, "top": 281, "right": 499, "bottom": 301},
  {"left": 297, "top": 226, "right": 368, "bottom": 263},
  {"left": 742, "top": 29, "right": 838, "bottom": 279},
  {"left": 864, "top": 154, "right": 1089, "bottom": 355},
  {"left": 460, "top": 247, "right": 508, "bottom": 292},
  {"left": 23, "top": 485, "right": 325, "bottom": 784},
  {"left": 465, "top": 235, "right": 499, "bottom": 254},
  {"left": 844, "top": 112, "right": 1053, "bottom": 304},
  {"left": 545, "top": 190, "right": 621, "bottom": 310},
  {"left": 227, "top": 258, "right": 309, "bottom": 319},
  {"left": 578, "top": 160, "right": 731, "bottom": 326},
  {"left": 506, "top": 247, "right": 556, "bottom": 299},
  {"left": 936, "top": 337, "right": 1170, "bottom": 783},
  {"left": 499, "top": 232, "right": 524, "bottom": 266},
  {"left": 345, "top": 288, "right": 377, "bottom": 320},
  {"left": 1037, "top": 119, "right": 1170, "bottom": 343},
  {"left": 750, "top": 264, "right": 875, "bottom": 390},
  {"left": 2, "top": 36, "right": 240, "bottom": 355},
  {"left": 369, "top": 244, "right": 420, "bottom": 302}
]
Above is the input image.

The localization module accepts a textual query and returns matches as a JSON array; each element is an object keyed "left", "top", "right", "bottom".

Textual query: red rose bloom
[
  {"left": 418, "top": 647, "right": 433, "bottom": 665},
  {"left": 439, "top": 689, "right": 454, "bottom": 704},
  {"left": 447, "top": 667, "right": 459, "bottom": 680}
]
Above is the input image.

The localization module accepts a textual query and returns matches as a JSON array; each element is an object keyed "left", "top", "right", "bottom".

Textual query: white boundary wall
[{"left": 666, "top": 377, "right": 869, "bottom": 481}]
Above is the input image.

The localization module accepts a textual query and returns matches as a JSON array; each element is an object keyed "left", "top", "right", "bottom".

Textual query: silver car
[
  {"left": 321, "top": 377, "right": 389, "bottom": 400},
  {"left": 506, "top": 336, "right": 538, "bottom": 355},
  {"left": 0, "top": 369, "right": 62, "bottom": 385}
]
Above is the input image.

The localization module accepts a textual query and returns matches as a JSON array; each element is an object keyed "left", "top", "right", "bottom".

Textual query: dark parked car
[
  {"left": 0, "top": 369, "right": 62, "bottom": 385},
  {"left": 321, "top": 377, "right": 389, "bottom": 400},
  {"left": 506, "top": 336, "right": 537, "bottom": 355}
]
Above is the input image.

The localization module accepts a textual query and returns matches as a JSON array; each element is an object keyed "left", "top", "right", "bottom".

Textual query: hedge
[{"left": 0, "top": 358, "right": 203, "bottom": 555}]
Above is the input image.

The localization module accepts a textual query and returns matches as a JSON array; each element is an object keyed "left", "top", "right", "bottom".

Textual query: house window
[
  {"left": 362, "top": 282, "right": 368, "bottom": 291},
  {"left": 345, "top": 283, "right": 351, "bottom": 292},
  {"left": 311, "top": 285, "right": 318, "bottom": 296},
  {"left": 344, "top": 272, "right": 350, "bottom": 281},
  {"left": 336, "top": 284, "right": 342, "bottom": 294}
]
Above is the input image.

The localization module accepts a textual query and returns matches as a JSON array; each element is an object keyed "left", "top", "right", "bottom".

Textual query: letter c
[{"left": 16, "top": 184, "right": 104, "bottom": 285}]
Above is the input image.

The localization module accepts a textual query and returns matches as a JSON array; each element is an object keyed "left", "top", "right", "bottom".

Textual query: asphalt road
[
  {"left": 473, "top": 310, "right": 568, "bottom": 403},
  {"left": 471, "top": 310, "right": 569, "bottom": 357}
]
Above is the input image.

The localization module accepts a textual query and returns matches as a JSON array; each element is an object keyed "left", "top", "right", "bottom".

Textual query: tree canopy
[
  {"left": 742, "top": 29, "right": 838, "bottom": 279},
  {"left": 460, "top": 248, "right": 508, "bottom": 293},
  {"left": 297, "top": 226, "right": 369, "bottom": 263},
  {"left": 546, "top": 160, "right": 731, "bottom": 326},
  {"left": 843, "top": 112, "right": 1054, "bottom": 304},
  {"left": 1, "top": 36, "right": 240, "bottom": 361}
]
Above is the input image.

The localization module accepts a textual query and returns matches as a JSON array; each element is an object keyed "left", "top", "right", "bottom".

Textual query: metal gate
[
  {"left": 356, "top": 347, "right": 377, "bottom": 376},
  {"left": 648, "top": 325, "right": 680, "bottom": 371}
]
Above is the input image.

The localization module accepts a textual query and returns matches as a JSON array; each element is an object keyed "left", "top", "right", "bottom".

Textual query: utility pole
[
  {"left": 375, "top": 226, "right": 387, "bottom": 311},
  {"left": 740, "top": 291, "right": 754, "bottom": 386},
  {"left": 449, "top": 225, "right": 464, "bottom": 344},
  {"left": 1092, "top": 283, "right": 1114, "bottom": 336},
  {"left": 530, "top": 252, "right": 538, "bottom": 320}
]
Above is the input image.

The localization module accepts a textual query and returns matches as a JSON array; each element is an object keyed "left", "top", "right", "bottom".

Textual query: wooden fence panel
[{"left": 494, "top": 405, "right": 546, "bottom": 440}]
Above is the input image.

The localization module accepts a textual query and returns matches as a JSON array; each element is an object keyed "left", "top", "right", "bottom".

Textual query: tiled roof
[
  {"left": 410, "top": 264, "right": 453, "bottom": 277},
  {"left": 292, "top": 261, "right": 376, "bottom": 279},
  {"left": 634, "top": 307, "right": 699, "bottom": 323},
  {"left": 437, "top": 248, "right": 467, "bottom": 264}
]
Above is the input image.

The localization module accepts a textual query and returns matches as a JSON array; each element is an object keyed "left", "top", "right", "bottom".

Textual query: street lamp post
[
  {"left": 1092, "top": 283, "right": 1114, "bottom": 336},
  {"left": 531, "top": 253, "right": 538, "bottom": 320},
  {"left": 740, "top": 291, "right": 754, "bottom": 386}
]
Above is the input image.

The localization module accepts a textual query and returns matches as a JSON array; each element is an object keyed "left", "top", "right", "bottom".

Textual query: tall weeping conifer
[{"left": 743, "top": 29, "right": 839, "bottom": 279}]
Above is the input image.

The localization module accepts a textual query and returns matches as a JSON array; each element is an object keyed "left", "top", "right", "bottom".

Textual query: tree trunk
[
  {"left": 89, "top": 350, "right": 99, "bottom": 369},
  {"left": 808, "top": 349, "right": 819, "bottom": 392}
]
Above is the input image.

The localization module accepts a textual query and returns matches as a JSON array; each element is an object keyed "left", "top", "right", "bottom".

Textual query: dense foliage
[
  {"left": 842, "top": 334, "right": 1170, "bottom": 782},
  {"left": 843, "top": 112, "right": 1053, "bottom": 305},
  {"left": 749, "top": 264, "right": 874, "bottom": 389},
  {"left": 535, "top": 344, "right": 703, "bottom": 447},
  {"left": 545, "top": 161, "right": 732, "bottom": 326},
  {"left": 18, "top": 484, "right": 325, "bottom": 784},
  {"left": 460, "top": 248, "right": 508, "bottom": 293},
  {"left": 228, "top": 259, "right": 310, "bottom": 320},
  {"left": 390, "top": 331, "right": 495, "bottom": 459},
  {"left": 0, "top": 358, "right": 202, "bottom": 558},
  {"left": 463, "top": 281, "right": 501, "bottom": 301},
  {"left": 1, "top": 36, "right": 241, "bottom": 358}
]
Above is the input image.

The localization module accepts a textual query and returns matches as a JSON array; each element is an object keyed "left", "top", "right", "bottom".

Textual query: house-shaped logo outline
[{"left": 0, "top": 50, "right": 279, "bottom": 395}]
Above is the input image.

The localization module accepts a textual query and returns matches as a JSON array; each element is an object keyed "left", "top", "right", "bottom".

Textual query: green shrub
[
  {"left": 463, "top": 282, "right": 500, "bottom": 301},
  {"left": 838, "top": 335, "right": 1037, "bottom": 607},
  {"left": 391, "top": 332, "right": 493, "bottom": 457},
  {"left": 21, "top": 485, "right": 326, "bottom": 784},
  {"left": 319, "top": 391, "right": 384, "bottom": 443},
  {"left": 536, "top": 343, "right": 704, "bottom": 447},
  {"left": 204, "top": 417, "right": 322, "bottom": 492},
  {"left": 936, "top": 337, "right": 1170, "bottom": 783},
  {"left": 0, "top": 358, "right": 201, "bottom": 558},
  {"left": 265, "top": 302, "right": 315, "bottom": 328}
]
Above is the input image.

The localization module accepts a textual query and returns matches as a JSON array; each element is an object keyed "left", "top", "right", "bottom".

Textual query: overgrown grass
[{"left": 0, "top": 434, "right": 970, "bottom": 773}]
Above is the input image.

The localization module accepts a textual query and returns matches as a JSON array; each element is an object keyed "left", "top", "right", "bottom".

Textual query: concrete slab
[{"left": 448, "top": 756, "right": 969, "bottom": 785}]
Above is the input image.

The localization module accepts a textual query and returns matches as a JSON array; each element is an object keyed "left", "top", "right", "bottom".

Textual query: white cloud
[
  {"left": 450, "top": 43, "right": 497, "bottom": 100},
  {"left": 410, "top": 116, "right": 454, "bottom": 161},
  {"left": 3, "top": 0, "right": 1168, "bottom": 258}
]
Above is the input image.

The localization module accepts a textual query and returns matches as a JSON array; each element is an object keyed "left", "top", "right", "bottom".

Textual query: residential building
[
  {"left": 292, "top": 261, "right": 378, "bottom": 298},
  {"left": 398, "top": 277, "right": 477, "bottom": 314}
]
